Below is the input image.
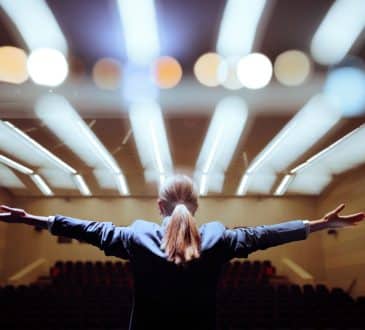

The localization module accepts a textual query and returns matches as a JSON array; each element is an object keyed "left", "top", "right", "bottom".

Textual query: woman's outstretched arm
[
  {"left": 0, "top": 205, "right": 50, "bottom": 228},
  {"left": 0, "top": 205, "right": 134, "bottom": 259},
  {"left": 223, "top": 203, "right": 365, "bottom": 259}
]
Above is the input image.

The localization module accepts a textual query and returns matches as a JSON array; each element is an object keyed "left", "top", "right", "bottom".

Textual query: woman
[{"left": 1, "top": 174, "right": 364, "bottom": 330}]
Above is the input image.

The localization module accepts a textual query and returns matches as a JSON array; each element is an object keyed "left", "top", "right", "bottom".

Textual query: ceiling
[{"left": 0, "top": 0, "right": 364, "bottom": 197}]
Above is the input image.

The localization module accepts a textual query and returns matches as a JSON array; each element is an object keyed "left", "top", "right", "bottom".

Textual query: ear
[{"left": 157, "top": 199, "right": 165, "bottom": 216}]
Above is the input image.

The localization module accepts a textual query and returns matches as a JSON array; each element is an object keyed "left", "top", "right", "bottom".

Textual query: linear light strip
[
  {"left": 310, "top": 0, "right": 365, "bottom": 65},
  {"left": 0, "top": 154, "right": 34, "bottom": 175},
  {"left": 217, "top": 0, "right": 267, "bottom": 56},
  {"left": 31, "top": 174, "right": 53, "bottom": 196},
  {"left": 0, "top": 0, "right": 67, "bottom": 53},
  {"left": 73, "top": 174, "right": 92, "bottom": 196},
  {"left": 274, "top": 174, "right": 293, "bottom": 196},
  {"left": 3, "top": 121, "right": 77, "bottom": 174}
]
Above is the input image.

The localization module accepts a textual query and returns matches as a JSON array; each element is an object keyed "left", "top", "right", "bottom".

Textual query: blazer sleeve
[
  {"left": 48, "top": 214, "right": 134, "bottom": 259},
  {"left": 222, "top": 220, "right": 310, "bottom": 259}
]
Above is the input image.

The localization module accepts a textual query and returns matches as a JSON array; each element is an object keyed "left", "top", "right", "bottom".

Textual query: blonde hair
[{"left": 159, "top": 174, "right": 201, "bottom": 265}]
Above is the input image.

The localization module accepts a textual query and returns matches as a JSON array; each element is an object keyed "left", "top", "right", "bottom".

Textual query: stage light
[
  {"left": 324, "top": 65, "right": 365, "bottom": 117},
  {"left": 0, "top": 46, "right": 28, "bottom": 84},
  {"left": 92, "top": 58, "right": 122, "bottom": 90},
  {"left": 194, "top": 53, "right": 223, "bottom": 87},
  {"left": 153, "top": 56, "right": 182, "bottom": 89},
  {"left": 27, "top": 48, "right": 68, "bottom": 86},
  {"left": 237, "top": 53, "right": 272, "bottom": 89},
  {"left": 274, "top": 50, "right": 311, "bottom": 86},
  {"left": 311, "top": 0, "right": 365, "bottom": 65}
]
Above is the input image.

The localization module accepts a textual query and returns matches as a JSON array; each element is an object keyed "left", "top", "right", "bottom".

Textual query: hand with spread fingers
[
  {"left": 0, "top": 205, "right": 28, "bottom": 223},
  {"left": 322, "top": 203, "right": 365, "bottom": 229}
]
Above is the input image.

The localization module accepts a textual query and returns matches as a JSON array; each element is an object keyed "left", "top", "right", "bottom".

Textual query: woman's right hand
[{"left": 0, "top": 205, "right": 28, "bottom": 223}]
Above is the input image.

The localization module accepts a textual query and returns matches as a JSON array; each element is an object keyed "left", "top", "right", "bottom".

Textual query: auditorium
[{"left": 0, "top": 1, "right": 365, "bottom": 329}]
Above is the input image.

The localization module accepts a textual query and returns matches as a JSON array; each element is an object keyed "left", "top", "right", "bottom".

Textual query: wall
[
  {"left": 0, "top": 188, "right": 12, "bottom": 282},
  {"left": 2, "top": 196, "right": 325, "bottom": 283},
  {"left": 317, "top": 167, "right": 365, "bottom": 297}
]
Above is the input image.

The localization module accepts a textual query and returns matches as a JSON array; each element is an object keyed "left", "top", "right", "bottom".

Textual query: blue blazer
[{"left": 48, "top": 215, "right": 309, "bottom": 330}]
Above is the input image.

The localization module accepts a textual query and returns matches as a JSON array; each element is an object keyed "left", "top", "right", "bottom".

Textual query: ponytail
[{"left": 161, "top": 204, "right": 201, "bottom": 265}]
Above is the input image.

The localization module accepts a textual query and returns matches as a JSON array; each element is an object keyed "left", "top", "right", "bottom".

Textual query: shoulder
[
  {"left": 199, "top": 221, "right": 227, "bottom": 250},
  {"left": 130, "top": 219, "right": 159, "bottom": 231}
]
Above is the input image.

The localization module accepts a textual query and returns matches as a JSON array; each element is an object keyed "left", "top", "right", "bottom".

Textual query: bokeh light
[
  {"left": 194, "top": 52, "right": 222, "bottom": 87},
  {"left": 218, "top": 56, "right": 243, "bottom": 90},
  {"left": 237, "top": 53, "right": 272, "bottom": 89},
  {"left": 27, "top": 48, "right": 68, "bottom": 86},
  {"left": 92, "top": 58, "right": 122, "bottom": 90},
  {"left": 274, "top": 50, "right": 311, "bottom": 86},
  {"left": 0, "top": 46, "right": 28, "bottom": 84},
  {"left": 153, "top": 56, "right": 182, "bottom": 89},
  {"left": 324, "top": 64, "right": 365, "bottom": 117}
]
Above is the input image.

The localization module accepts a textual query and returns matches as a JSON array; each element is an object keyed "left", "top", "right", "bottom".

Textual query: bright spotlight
[
  {"left": 27, "top": 48, "right": 68, "bottom": 86},
  {"left": 237, "top": 53, "right": 272, "bottom": 89}
]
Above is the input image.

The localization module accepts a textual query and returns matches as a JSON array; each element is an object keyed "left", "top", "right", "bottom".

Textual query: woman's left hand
[{"left": 322, "top": 203, "right": 365, "bottom": 229}]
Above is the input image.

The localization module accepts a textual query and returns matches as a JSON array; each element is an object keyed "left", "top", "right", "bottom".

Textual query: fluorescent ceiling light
[
  {"left": 273, "top": 174, "right": 294, "bottom": 196},
  {"left": 0, "top": 163, "right": 25, "bottom": 188},
  {"left": 0, "top": 0, "right": 67, "bottom": 53},
  {"left": 288, "top": 124, "right": 365, "bottom": 194},
  {"left": 31, "top": 174, "right": 53, "bottom": 196},
  {"left": 35, "top": 94, "right": 129, "bottom": 195},
  {"left": 0, "top": 120, "right": 76, "bottom": 174},
  {"left": 129, "top": 101, "right": 173, "bottom": 184},
  {"left": 117, "top": 0, "right": 159, "bottom": 65},
  {"left": 195, "top": 97, "right": 248, "bottom": 195},
  {"left": 217, "top": 0, "right": 267, "bottom": 57},
  {"left": 310, "top": 0, "right": 365, "bottom": 65},
  {"left": 237, "top": 94, "right": 342, "bottom": 194},
  {"left": 74, "top": 174, "right": 91, "bottom": 196},
  {"left": 236, "top": 173, "right": 250, "bottom": 196},
  {"left": 0, "top": 154, "right": 34, "bottom": 175}
]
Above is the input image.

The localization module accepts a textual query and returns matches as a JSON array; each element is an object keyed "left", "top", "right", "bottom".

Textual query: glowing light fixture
[
  {"left": 237, "top": 53, "right": 273, "bottom": 89},
  {"left": 286, "top": 124, "right": 365, "bottom": 194},
  {"left": 195, "top": 97, "right": 248, "bottom": 195},
  {"left": 236, "top": 94, "right": 342, "bottom": 195},
  {"left": 0, "top": 0, "right": 67, "bottom": 53},
  {"left": 129, "top": 101, "right": 173, "bottom": 185},
  {"left": 0, "top": 154, "right": 34, "bottom": 175},
  {"left": 31, "top": 174, "right": 53, "bottom": 196},
  {"left": 217, "top": 0, "right": 267, "bottom": 57},
  {"left": 310, "top": 0, "right": 365, "bottom": 65},
  {"left": 35, "top": 94, "right": 129, "bottom": 195},
  {"left": 117, "top": 0, "right": 159, "bottom": 66}
]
